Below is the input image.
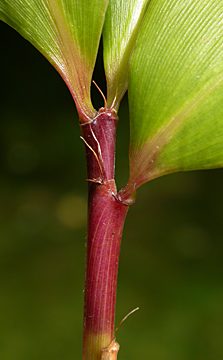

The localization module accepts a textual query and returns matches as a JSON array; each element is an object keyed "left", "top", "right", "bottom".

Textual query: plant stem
[{"left": 81, "top": 109, "right": 129, "bottom": 360}]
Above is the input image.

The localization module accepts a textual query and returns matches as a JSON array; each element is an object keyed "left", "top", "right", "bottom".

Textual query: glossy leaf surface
[
  {"left": 128, "top": 0, "right": 223, "bottom": 189},
  {"left": 103, "top": 0, "right": 149, "bottom": 108},
  {"left": 0, "top": 0, "right": 108, "bottom": 120}
]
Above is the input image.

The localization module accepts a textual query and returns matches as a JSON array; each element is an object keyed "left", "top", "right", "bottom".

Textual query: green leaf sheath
[
  {"left": 128, "top": 0, "right": 223, "bottom": 189},
  {"left": 103, "top": 0, "right": 149, "bottom": 109},
  {"left": 0, "top": 0, "right": 109, "bottom": 121}
]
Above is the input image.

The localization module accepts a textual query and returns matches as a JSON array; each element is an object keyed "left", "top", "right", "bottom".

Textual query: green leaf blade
[
  {"left": 0, "top": 0, "right": 109, "bottom": 120},
  {"left": 128, "top": 0, "right": 223, "bottom": 189},
  {"left": 103, "top": 0, "right": 149, "bottom": 109}
]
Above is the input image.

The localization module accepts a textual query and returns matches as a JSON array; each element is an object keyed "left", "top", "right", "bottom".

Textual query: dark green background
[{"left": 1, "top": 22, "right": 223, "bottom": 360}]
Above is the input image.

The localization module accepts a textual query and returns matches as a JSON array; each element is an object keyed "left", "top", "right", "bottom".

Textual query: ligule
[{"left": 101, "top": 340, "right": 120, "bottom": 360}]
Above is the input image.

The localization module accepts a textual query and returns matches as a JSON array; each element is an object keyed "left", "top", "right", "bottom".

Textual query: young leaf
[
  {"left": 128, "top": 0, "right": 223, "bottom": 190},
  {"left": 103, "top": 0, "right": 149, "bottom": 109},
  {"left": 0, "top": 0, "right": 108, "bottom": 121}
]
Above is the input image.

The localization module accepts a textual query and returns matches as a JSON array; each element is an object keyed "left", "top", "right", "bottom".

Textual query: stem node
[{"left": 101, "top": 339, "right": 120, "bottom": 360}]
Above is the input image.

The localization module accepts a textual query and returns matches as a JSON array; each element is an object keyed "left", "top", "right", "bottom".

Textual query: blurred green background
[{"left": 1, "top": 22, "right": 223, "bottom": 360}]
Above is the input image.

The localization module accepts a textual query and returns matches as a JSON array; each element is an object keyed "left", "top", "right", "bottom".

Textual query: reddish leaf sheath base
[
  {"left": 83, "top": 185, "right": 128, "bottom": 359},
  {"left": 81, "top": 109, "right": 129, "bottom": 359}
]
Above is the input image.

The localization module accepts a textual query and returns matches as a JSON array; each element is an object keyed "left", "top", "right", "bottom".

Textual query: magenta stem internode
[{"left": 81, "top": 108, "right": 129, "bottom": 359}]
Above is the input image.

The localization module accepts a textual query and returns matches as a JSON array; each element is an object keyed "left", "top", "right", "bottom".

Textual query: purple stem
[{"left": 81, "top": 109, "right": 129, "bottom": 359}]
